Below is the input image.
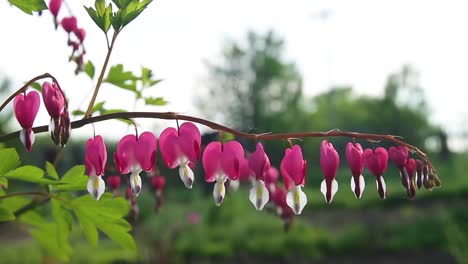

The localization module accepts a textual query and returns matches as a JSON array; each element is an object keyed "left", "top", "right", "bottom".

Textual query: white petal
[
  {"left": 30, "top": 130, "right": 35, "bottom": 145},
  {"left": 213, "top": 179, "right": 226, "bottom": 206},
  {"left": 320, "top": 179, "right": 338, "bottom": 203},
  {"left": 179, "top": 164, "right": 194, "bottom": 189},
  {"left": 376, "top": 177, "right": 387, "bottom": 199},
  {"left": 130, "top": 173, "right": 142, "bottom": 196},
  {"left": 229, "top": 179, "right": 240, "bottom": 191},
  {"left": 350, "top": 175, "right": 365, "bottom": 199},
  {"left": 19, "top": 129, "right": 25, "bottom": 146},
  {"left": 87, "top": 176, "right": 105, "bottom": 200},
  {"left": 249, "top": 180, "right": 269, "bottom": 211},
  {"left": 286, "top": 185, "right": 307, "bottom": 215}
]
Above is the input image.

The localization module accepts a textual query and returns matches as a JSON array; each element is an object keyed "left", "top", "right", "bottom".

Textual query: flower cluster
[
  {"left": 48, "top": 0, "right": 86, "bottom": 74},
  {"left": 13, "top": 83, "right": 70, "bottom": 151}
]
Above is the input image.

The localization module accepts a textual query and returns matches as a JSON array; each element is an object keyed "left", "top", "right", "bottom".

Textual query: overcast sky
[{"left": 1, "top": 0, "right": 467, "bottom": 149}]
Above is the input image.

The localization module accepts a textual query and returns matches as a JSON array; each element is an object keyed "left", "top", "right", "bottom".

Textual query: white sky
[{"left": 1, "top": 0, "right": 467, "bottom": 149}]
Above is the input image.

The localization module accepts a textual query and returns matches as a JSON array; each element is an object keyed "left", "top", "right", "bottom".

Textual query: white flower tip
[
  {"left": 321, "top": 179, "right": 338, "bottom": 204},
  {"left": 286, "top": 185, "right": 307, "bottom": 215},
  {"left": 20, "top": 129, "right": 35, "bottom": 152},
  {"left": 376, "top": 176, "right": 387, "bottom": 199},
  {"left": 130, "top": 173, "right": 142, "bottom": 196},
  {"left": 87, "top": 176, "right": 105, "bottom": 200},
  {"left": 213, "top": 181, "right": 225, "bottom": 206},
  {"left": 350, "top": 175, "right": 365, "bottom": 199},
  {"left": 179, "top": 165, "right": 194, "bottom": 189},
  {"left": 249, "top": 180, "right": 269, "bottom": 211}
]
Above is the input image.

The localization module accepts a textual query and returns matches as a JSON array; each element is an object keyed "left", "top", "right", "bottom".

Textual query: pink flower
[
  {"left": 404, "top": 158, "right": 417, "bottom": 199},
  {"left": 74, "top": 28, "right": 86, "bottom": 43},
  {"left": 363, "top": 147, "right": 388, "bottom": 199},
  {"left": 187, "top": 212, "right": 201, "bottom": 225},
  {"left": 346, "top": 142, "right": 365, "bottom": 199},
  {"left": 280, "top": 145, "right": 307, "bottom": 215},
  {"left": 114, "top": 132, "right": 157, "bottom": 196},
  {"left": 42, "top": 82, "right": 64, "bottom": 119},
  {"left": 202, "top": 141, "right": 244, "bottom": 206},
  {"left": 14, "top": 91, "right": 40, "bottom": 152},
  {"left": 159, "top": 122, "right": 201, "bottom": 188},
  {"left": 320, "top": 140, "right": 340, "bottom": 203},
  {"left": 388, "top": 146, "right": 409, "bottom": 168},
  {"left": 151, "top": 176, "right": 166, "bottom": 190},
  {"left": 107, "top": 175, "right": 121, "bottom": 190},
  {"left": 85, "top": 135, "right": 107, "bottom": 200},
  {"left": 61, "top": 16, "right": 77, "bottom": 33},
  {"left": 248, "top": 143, "right": 271, "bottom": 210},
  {"left": 264, "top": 166, "right": 279, "bottom": 193},
  {"left": 49, "top": 0, "right": 62, "bottom": 17}
]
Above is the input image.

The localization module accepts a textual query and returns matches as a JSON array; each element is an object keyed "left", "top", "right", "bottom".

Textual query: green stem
[{"left": 84, "top": 31, "right": 119, "bottom": 118}]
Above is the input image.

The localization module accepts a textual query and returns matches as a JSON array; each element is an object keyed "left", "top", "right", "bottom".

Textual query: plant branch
[
  {"left": 84, "top": 30, "right": 119, "bottom": 118},
  {"left": 14, "top": 197, "right": 50, "bottom": 217},
  {"left": 0, "top": 111, "right": 437, "bottom": 172}
]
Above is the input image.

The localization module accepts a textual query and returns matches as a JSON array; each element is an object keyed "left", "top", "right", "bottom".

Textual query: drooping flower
[
  {"left": 74, "top": 28, "right": 86, "bottom": 43},
  {"left": 14, "top": 91, "right": 40, "bottom": 152},
  {"left": 159, "top": 122, "right": 201, "bottom": 189},
  {"left": 320, "top": 140, "right": 340, "bottom": 203},
  {"left": 270, "top": 183, "right": 294, "bottom": 231},
  {"left": 151, "top": 176, "right": 166, "bottom": 191},
  {"left": 280, "top": 145, "right": 307, "bottom": 215},
  {"left": 114, "top": 132, "right": 157, "bottom": 196},
  {"left": 415, "top": 159, "right": 424, "bottom": 189},
  {"left": 346, "top": 142, "right": 365, "bottom": 199},
  {"left": 49, "top": 0, "right": 62, "bottom": 17},
  {"left": 107, "top": 175, "right": 121, "bottom": 190},
  {"left": 85, "top": 135, "right": 107, "bottom": 200},
  {"left": 264, "top": 166, "right": 279, "bottom": 192},
  {"left": 202, "top": 141, "right": 244, "bottom": 206},
  {"left": 61, "top": 16, "right": 77, "bottom": 33},
  {"left": 404, "top": 158, "right": 417, "bottom": 199},
  {"left": 42, "top": 82, "right": 64, "bottom": 119},
  {"left": 388, "top": 145, "right": 411, "bottom": 197},
  {"left": 248, "top": 143, "right": 270, "bottom": 211},
  {"left": 363, "top": 147, "right": 388, "bottom": 199}
]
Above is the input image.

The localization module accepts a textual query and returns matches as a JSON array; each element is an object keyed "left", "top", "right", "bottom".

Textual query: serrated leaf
[
  {"left": 85, "top": 6, "right": 106, "bottom": 33},
  {"left": 71, "top": 193, "right": 130, "bottom": 219},
  {"left": 8, "top": 0, "right": 47, "bottom": 15},
  {"left": 51, "top": 200, "right": 73, "bottom": 255},
  {"left": 121, "top": 0, "right": 152, "bottom": 28},
  {"left": 85, "top": 61, "right": 95, "bottom": 79},
  {"left": 0, "top": 148, "right": 20, "bottom": 175},
  {"left": 99, "top": 223, "right": 136, "bottom": 250},
  {"left": 61, "top": 165, "right": 86, "bottom": 183},
  {"left": 104, "top": 64, "right": 138, "bottom": 91},
  {"left": 46, "top": 162, "right": 59, "bottom": 180},
  {"left": 145, "top": 97, "right": 167, "bottom": 106},
  {"left": 4, "top": 165, "right": 56, "bottom": 184},
  {"left": 2, "top": 196, "right": 30, "bottom": 212},
  {"left": 74, "top": 208, "right": 98, "bottom": 246},
  {"left": 0, "top": 206, "right": 15, "bottom": 222}
]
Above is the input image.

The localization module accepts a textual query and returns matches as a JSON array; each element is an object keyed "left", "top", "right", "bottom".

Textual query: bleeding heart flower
[
  {"left": 363, "top": 147, "right": 388, "bottom": 199},
  {"left": 320, "top": 140, "right": 340, "bottom": 203},
  {"left": 265, "top": 166, "right": 279, "bottom": 191},
  {"left": 85, "top": 135, "right": 107, "bottom": 200},
  {"left": 61, "top": 16, "right": 77, "bottom": 33},
  {"left": 159, "top": 122, "right": 201, "bottom": 189},
  {"left": 151, "top": 176, "right": 166, "bottom": 191},
  {"left": 202, "top": 141, "right": 244, "bottom": 206},
  {"left": 49, "top": 0, "right": 62, "bottom": 17},
  {"left": 404, "top": 158, "right": 417, "bottom": 199},
  {"left": 415, "top": 159, "right": 424, "bottom": 189},
  {"left": 107, "top": 175, "right": 121, "bottom": 190},
  {"left": 114, "top": 132, "right": 157, "bottom": 196},
  {"left": 74, "top": 28, "right": 86, "bottom": 43},
  {"left": 280, "top": 145, "right": 307, "bottom": 215},
  {"left": 248, "top": 143, "right": 270, "bottom": 211},
  {"left": 42, "top": 82, "right": 64, "bottom": 119},
  {"left": 389, "top": 145, "right": 412, "bottom": 196},
  {"left": 14, "top": 91, "right": 40, "bottom": 152},
  {"left": 346, "top": 142, "right": 365, "bottom": 199},
  {"left": 270, "top": 183, "right": 294, "bottom": 230}
]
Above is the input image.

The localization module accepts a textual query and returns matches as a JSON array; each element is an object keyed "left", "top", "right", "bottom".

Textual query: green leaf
[
  {"left": 104, "top": 64, "right": 138, "bottom": 91},
  {"left": 85, "top": 61, "right": 95, "bottom": 79},
  {"left": 51, "top": 200, "right": 73, "bottom": 255},
  {"left": 0, "top": 177, "right": 8, "bottom": 189},
  {"left": 74, "top": 209, "right": 98, "bottom": 246},
  {"left": 2, "top": 196, "right": 30, "bottom": 212},
  {"left": 46, "top": 162, "right": 59, "bottom": 180},
  {"left": 4, "top": 165, "right": 56, "bottom": 184},
  {"left": 104, "top": 4, "right": 113, "bottom": 32},
  {"left": 0, "top": 148, "right": 20, "bottom": 175},
  {"left": 92, "top": 101, "right": 106, "bottom": 113},
  {"left": 145, "top": 96, "right": 168, "bottom": 106},
  {"left": 20, "top": 211, "right": 48, "bottom": 227},
  {"left": 72, "top": 109, "right": 85, "bottom": 116},
  {"left": 0, "top": 206, "right": 15, "bottom": 222},
  {"left": 112, "top": 10, "right": 124, "bottom": 31},
  {"left": 71, "top": 193, "right": 130, "bottom": 219},
  {"left": 121, "top": 0, "right": 153, "bottom": 28},
  {"left": 30, "top": 224, "right": 70, "bottom": 262},
  {"left": 95, "top": 0, "right": 106, "bottom": 15},
  {"left": 8, "top": 0, "right": 47, "bottom": 15},
  {"left": 30, "top": 82, "right": 42, "bottom": 92},
  {"left": 99, "top": 223, "right": 137, "bottom": 250},
  {"left": 55, "top": 165, "right": 88, "bottom": 191},
  {"left": 85, "top": 6, "right": 105, "bottom": 33}
]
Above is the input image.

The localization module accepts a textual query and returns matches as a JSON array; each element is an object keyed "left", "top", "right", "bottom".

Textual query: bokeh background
[{"left": 1, "top": 0, "right": 467, "bottom": 263}]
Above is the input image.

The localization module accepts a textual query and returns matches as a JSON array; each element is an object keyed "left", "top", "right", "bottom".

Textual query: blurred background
[{"left": 0, "top": 0, "right": 467, "bottom": 263}]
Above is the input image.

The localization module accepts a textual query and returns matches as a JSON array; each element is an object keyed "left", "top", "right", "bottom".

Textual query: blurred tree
[{"left": 199, "top": 30, "right": 304, "bottom": 143}]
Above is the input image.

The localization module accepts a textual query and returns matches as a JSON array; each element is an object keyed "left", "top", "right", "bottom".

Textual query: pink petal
[
  {"left": 159, "top": 127, "right": 179, "bottom": 168},
  {"left": 135, "top": 131, "right": 157, "bottom": 171},
  {"left": 239, "top": 157, "right": 253, "bottom": 181},
  {"left": 114, "top": 135, "right": 136, "bottom": 174},
  {"left": 280, "top": 145, "right": 306, "bottom": 189},
  {"left": 248, "top": 143, "right": 270, "bottom": 181},
  {"left": 202, "top": 142, "right": 222, "bottom": 182},
  {"left": 320, "top": 140, "right": 340, "bottom": 180},
  {"left": 179, "top": 122, "right": 201, "bottom": 162},
  {"left": 49, "top": 0, "right": 62, "bottom": 17},
  {"left": 42, "top": 82, "right": 64, "bottom": 118},
  {"left": 14, "top": 91, "right": 40, "bottom": 129},
  {"left": 363, "top": 147, "right": 388, "bottom": 177},
  {"left": 388, "top": 145, "right": 409, "bottom": 168},
  {"left": 220, "top": 141, "right": 244, "bottom": 180},
  {"left": 346, "top": 142, "right": 364, "bottom": 177},
  {"left": 264, "top": 166, "right": 279, "bottom": 185},
  {"left": 86, "top": 135, "right": 107, "bottom": 176}
]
